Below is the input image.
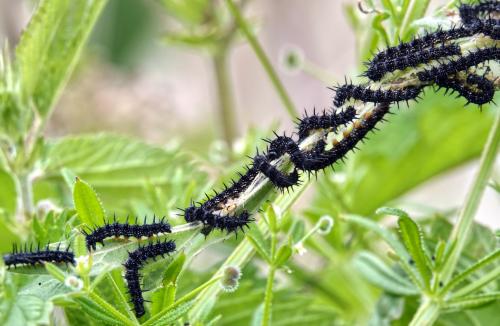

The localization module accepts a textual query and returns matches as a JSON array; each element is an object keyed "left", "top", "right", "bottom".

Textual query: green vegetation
[{"left": 0, "top": 0, "right": 498, "bottom": 325}]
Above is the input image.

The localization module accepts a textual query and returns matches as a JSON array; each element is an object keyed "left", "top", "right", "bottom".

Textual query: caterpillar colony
[
  {"left": 182, "top": 1, "right": 500, "bottom": 236},
  {"left": 2, "top": 0, "right": 499, "bottom": 319}
]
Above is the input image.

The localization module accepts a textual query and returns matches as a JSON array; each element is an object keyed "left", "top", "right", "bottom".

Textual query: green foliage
[{"left": 0, "top": 0, "right": 498, "bottom": 325}]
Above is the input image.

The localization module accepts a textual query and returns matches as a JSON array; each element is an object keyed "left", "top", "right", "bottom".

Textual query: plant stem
[
  {"left": 262, "top": 266, "right": 276, "bottom": 326},
  {"left": 441, "top": 110, "right": 500, "bottom": 282},
  {"left": 213, "top": 48, "right": 237, "bottom": 149},
  {"left": 225, "top": 0, "right": 298, "bottom": 119},
  {"left": 409, "top": 296, "right": 440, "bottom": 326},
  {"left": 263, "top": 230, "right": 278, "bottom": 326}
]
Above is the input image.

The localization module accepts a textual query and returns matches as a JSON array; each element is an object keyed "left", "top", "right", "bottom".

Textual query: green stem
[
  {"left": 213, "top": 48, "right": 237, "bottom": 149},
  {"left": 441, "top": 110, "right": 500, "bottom": 282},
  {"left": 409, "top": 296, "right": 440, "bottom": 326},
  {"left": 225, "top": 0, "right": 298, "bottom": 119},
  {"left": 262, "top": 266, "right": 276, "bottom": 326},
  {"left": 262, "top": 231, "right": 278, "bottom": 326}
]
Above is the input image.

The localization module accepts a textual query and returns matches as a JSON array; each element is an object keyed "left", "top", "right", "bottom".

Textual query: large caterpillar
[
  {"left": 182, "top": 1, "right": 499, "bottom": 235},
  {"left": 123, "top": 240, "right": 176, "bottom": 317},
  {"left": 3, "top": 243, "right": 75, "bottom": 268},
  {"left": 83, "top": 216, "right": 172, "bottom": 251}
]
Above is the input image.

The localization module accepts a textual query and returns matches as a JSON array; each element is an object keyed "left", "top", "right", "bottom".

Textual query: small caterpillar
[
  {"left": 417, "top": 47, "right": 500, "bottom": 82},
  {"left": 435, "top": 73, "right": 495, "bottom": 105},
  {"left": 183, "top": 206, "right": 254, "bottom": 236},
  {"left": 83, "top": 216, "right": 172, "bottom": 251},
  {"left": 3, "top": 243, "right": 75, "bottom": 268},
  {"left": 332, "top": 84, "right": 422, "bottom": 107},
  {"left": 296, "top": 106, "right": 357, "bottom": 140},
  {"left": 366, "top": 44, "right": 462, "bottom": 81},
  {"left": 368, "top": 13, "right": 498, "bottom": 72},
  {"left": 124, "top": 240, "right": 176, "bottom": 317}
]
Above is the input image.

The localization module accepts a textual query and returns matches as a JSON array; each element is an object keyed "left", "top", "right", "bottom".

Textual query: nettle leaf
[
  {"left": 354, "top": 251, "right": 419, "bottom": 296},
  {"left": 0, "top": 273, "right": 70, "bottom": 326},
  {"left": 73, "top": 177, "right": 105, "bottom": 226},
  {"left": 398, "top": 215, "right": 432, "bottom": 288},
  {"left": 37, "top": 134, "right": 206, "bottom": 213},
  {"left": 16, "top": 0, "right": 107, "bottom": 117}
]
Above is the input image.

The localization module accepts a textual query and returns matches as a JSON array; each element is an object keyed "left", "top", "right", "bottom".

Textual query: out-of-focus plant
[{"left": 0, "top": 0, "right": 498, "bottom": 325}]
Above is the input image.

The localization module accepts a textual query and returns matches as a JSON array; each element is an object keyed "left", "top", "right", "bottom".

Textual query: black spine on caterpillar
[
  {"left": 366, "top": 44, "right": 462, "bottom": 81},
  {"left": 83, "top": 216, "right": 172, "bottom": 251},
  {"left": 333, "top": 84, "right": 422, "bottom": 107},
  {"left": 123, "top": 240, "right": 176, "bottom": 317},
  {"left": 3, "top": 243, "right": 75, "bottom": 269},
  {"left": 417, "top": 47, "right": 500, "bottom": 82}
]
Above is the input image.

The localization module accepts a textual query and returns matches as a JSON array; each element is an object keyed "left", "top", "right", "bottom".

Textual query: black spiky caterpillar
[
  {"left": 3, "top": 243, "right": 75, "bottom": 268},
  {"left": 417, "top": 47, "right": 500, "bottom": 82},
  {"left": 434, "top": 72, "right": 495, "bottom": 105},
  {"left": 182, "top": 1, "right": 499, "bottom": 235},
  {"left": 83, "top": 216, "right": 172, "bottom": 251},
  {"left": 332, "top": 84, "right": 423, "bottom": 107},
  {"left": 366, "top": 44, "right": 462, "bottom": 81},
  {"left": 123, "top": 240, "right": 176, "bottom": 317}
]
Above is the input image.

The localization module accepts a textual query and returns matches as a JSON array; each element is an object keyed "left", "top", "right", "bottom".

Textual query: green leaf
[
  {"left": 443, "top": 292, "right": 500, "bottom": 312},
  {"left": 162, "top": 251, "right": 186, "bottom": 286},
  {"left": 274, "top": 244, "right": 292, "bottom": 267},
  {"left": 246, "top": 229, "right": 272, "bottom": 264},
  {"left": 398, "top": 215, "right": 432, "bottom": 288},
  {"left": 16, "top": 0, "right": 108, "bottom": 118},
  {"left": 442, "top": 249, "right": 500, "bottom": 294},
  {"left": 376, "top": 207, "right": 409, "bottom": 219},
  {"left": 451, "top": 265, "right": 500, "bottom": 299},
  {"left": 145, "top": 277, "right": 221, "bottom": 326},
  {"left": 37, "top": 134, "right": 206, "bottom": 213},
  {"left": 265, "top": 204, "right": 279, "bottom": 233},
  {"left": 354, "top": 251, "right": 419, "bottom": 296},
  {"left": 148, "top": 301, "right": 194, "bottom": 326},
  {"left": 73, "top": 177, "right": 105, "bottom": 226},
  {"left": 74, "top": 234, "right": 88, "bottom": 257},
  {"left": 74, "top": 297, "right": 124, "bottom": 325},
  {"left": 44, "top": 263, "right": 66, "bottom": 282}
]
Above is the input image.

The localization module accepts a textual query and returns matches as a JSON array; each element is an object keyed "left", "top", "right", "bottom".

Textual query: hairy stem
[
  {"left": 225, "top": 0, "right": 298, "bottom": 119},
  {"left": 409, "top": 296, "right": 441, "bottom": 326},
  {"left": 441, "top": 109, "right": 500, "bottom": 283},
  {"left": 262, "top": 266, "right": 276, "bottom": 326}
]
